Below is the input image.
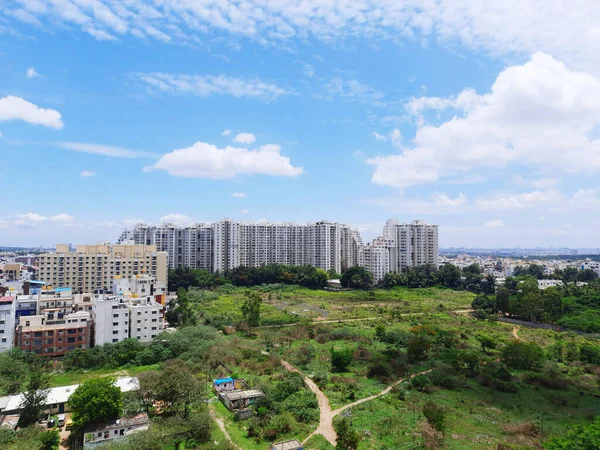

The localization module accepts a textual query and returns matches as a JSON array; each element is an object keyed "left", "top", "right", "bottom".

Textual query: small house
[
  {"left": 83, "top": 413, "right": 149, "bottom": 448},
  {"left": 272, "top": 440, "right": 304, "bottom": 450},
  {"left": 219, "top": 389, "right": 264, "bottom": 411},
  {"left": 213, "top": 377, "right": 235, "bottom": 392}
]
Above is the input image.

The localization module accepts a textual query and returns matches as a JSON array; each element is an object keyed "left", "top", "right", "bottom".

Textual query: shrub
[
  {"left": 330, "top": 347, "right": 354, "bottom": 373},
  {"left": 423, "top": 401, "right": 446, "bottom": 433},
  {"left": 501, "top": 341, "right": 545, "bottom": 371},
  {"left": 579, "top": 344, "right": 600, "bottom": 365}
]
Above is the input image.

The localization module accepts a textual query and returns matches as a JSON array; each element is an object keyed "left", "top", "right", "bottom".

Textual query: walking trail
[
  {"left": 512, "top": 326, "right": 522, "bottom": 341},
  {"left": 281, "top": 359, "right": 433, "bottom": 447},
  {"left": 209, "top": 405, "right": 241, "bottom": 450}
]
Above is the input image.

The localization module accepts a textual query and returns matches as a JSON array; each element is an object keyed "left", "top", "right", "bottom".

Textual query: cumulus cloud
[
  {"left": 1, "top": 212, "right": 74, "bottom": 227},
  {"left": 233, "top": 132, "right": 256, "bottom": 144},
  {"left": 158, "top": 213, "right": 196, "bottom": 227},
  {"left": 512, "top": 176, "right": 560, "bottom": 189},
  {"left": 484, "top": 219, "right": 506, "bottom": 228},
  {"left": 431, "top": 192, "right": 467, "bottom": 207},
  {"left": 240, "top": 209, "right": 249, "bottom": 214},
  {"left": 148, "top": 141, "right": 303, "bottom": 179},
  {"left": 231, "top": 192, "right": 247, "bottom": 198},
  {"left": 55, "top": 142, "right": 157, "bottom": 159},
  {"left": 132, "top": 73, "right": 290, "bottom": 101},
  {"left": 571, "top": 189, "right": 600, "bottom": 209},
  {"left": 80, "top": 171, "right": 95, "bottom": 177},
  {"left": 372, "top": 132, "right": 387, "bottom": 141},
  {"left": 320, "top": 77, "right": 385, "bottom": 105},
  {"left": 0, "top": 96, "right": 63, "bottom": 129},
  {"left": 368, "top": 53, "right": 600, "bottom": 189},
  {"left": 26, "top": 67, "right": 40, "bottom": 78},
  {"left": 221, "top": 129, "right": 232, "bottom": 136}
]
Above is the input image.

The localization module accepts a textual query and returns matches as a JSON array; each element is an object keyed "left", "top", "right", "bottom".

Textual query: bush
[
  {"left": 330, "top": 347, "right": 354, "bottom": 373},
  {"left": 501, "top": 341, "right": 545, "bottom": 371},
  {"left": 579, "top": 344, "right": 600, "bottom": 365},
  {"left": 423, "top": 401, "right": 446, "bottom": 433}
]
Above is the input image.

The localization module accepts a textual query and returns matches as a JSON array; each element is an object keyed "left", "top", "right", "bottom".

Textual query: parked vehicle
[{"left": 57, "top": 414, "right": 66, "bottom": 427}]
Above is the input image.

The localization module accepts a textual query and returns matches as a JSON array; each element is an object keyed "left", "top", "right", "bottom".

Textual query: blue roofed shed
[{"left": 213, "top": 377, "right": 234, "bottom": 392}]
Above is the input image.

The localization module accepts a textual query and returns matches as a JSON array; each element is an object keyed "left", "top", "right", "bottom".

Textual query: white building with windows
[
  {"left": 0, "top": 296, "right": 16, "bottom": 352},
  {"left": 92, "top": 294, "right": 130, "bottom": 346}
]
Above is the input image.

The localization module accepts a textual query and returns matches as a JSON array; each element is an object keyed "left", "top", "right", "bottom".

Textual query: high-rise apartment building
[
  {"left": 117, "top": 218, "right": 437, "bottom": 281},
  {"left": 0, "top": 296, "right": 16, "bottom": 352},
  {"left": 37, "top": 244, "right": 167, "bottom": 293}
]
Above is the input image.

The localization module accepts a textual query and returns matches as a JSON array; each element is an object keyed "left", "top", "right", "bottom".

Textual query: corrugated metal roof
[
  {"left": 272, "top": 440, "right": 303, "bottom": 450},
  {"left": 214, "top": 377, "right": 233, "bottom": 385},
  {"left": 222, "top": 389, "right": 264, "bottom": 401}
]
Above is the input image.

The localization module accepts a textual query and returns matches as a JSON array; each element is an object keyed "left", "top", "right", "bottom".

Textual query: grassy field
[
  {"left": 192, "top": 285, "right": 476, "bottom": 328},
  {"left": 49, "top": 363, "right": 160, "bottom": 387}
]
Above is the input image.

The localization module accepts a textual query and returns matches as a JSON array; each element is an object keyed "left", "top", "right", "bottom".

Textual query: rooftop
[
  {"left": 221, "top": 389, "right": 264, "bottom": 401},
  {"left": 272, "top": 440, "right": 303, "bottom": 450},
  {"left": 85, "top": 413, "right": 149, "bottom": 432}
]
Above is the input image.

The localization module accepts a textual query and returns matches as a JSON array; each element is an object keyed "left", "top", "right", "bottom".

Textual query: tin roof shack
[
  {"left": 219, "top": 389, "right": 264, "bottom": 412},
  {"left": 212, "top": 377, "right": 234, "bottom": 393},
  {"left": 272, "top": 440, "right": 304, "bottom": 450},
  {"left": 83, "top": 413, "right": 149, "bottom": 448}
]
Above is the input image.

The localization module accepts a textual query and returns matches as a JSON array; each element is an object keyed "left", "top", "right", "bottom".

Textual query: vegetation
[
  {"left": 334, "top": 417, "right": 360, "bottom": 450},
  {"left": 17, "top": 370, "right": 49, "bottom": 428},
  {"left": 241, "top": 290, "right": 262, "bottom": 334},
  {"left": 68, "top": 378, "right": 123, "bottom": 428},
  {"left": 340, "top": 266, "right": 374, "bottom": 290},
  {"left": 545, "top": 416, "right": 600, "bottom": 449}
]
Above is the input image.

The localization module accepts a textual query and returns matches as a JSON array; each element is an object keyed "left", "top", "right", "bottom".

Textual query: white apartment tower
[{"left": 0, "top": 296, "right": 16, "bottom": 352}]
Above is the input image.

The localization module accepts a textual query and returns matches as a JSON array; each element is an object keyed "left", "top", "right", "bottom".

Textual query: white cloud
[
  {"left": 240, "top": 209, "right": 249, "bottom": 214},
  {"left": 50, "top": 213, "right": 74, "bottom": 222},
  {"left": 431, "top": 192, "right": 467, "bottom": 207},
  {"left": 26, "top": 67, "right": 40, "bottom": 78},
  {"left": 0, "top": 96, "right": 63, "bottom": 129},
  {"left": 148, "top": 141, "right": 303, "bottom": 179},
  {"left": 320, "top": 77, "right": 385, "bottom": 105},
  {"left": 55, "top": 142, "right": 157, "bottom": 159},
  {"left": 2, "top": 212, "right": 74, "bottom": 227},
  {"left": 231, "top": 192, "right": 247, "bottom": 198},
  {"left": 6, "top": 1, "right": 600, "bottom": 74},
  {"left": 475, "top": 189, "right": 564, "bottom": 210},
  {"left": 233, "top": 132, "right": 256, "bottom": 145},
  {"left": 372, "top": 132, "right": 387, "bottom": 141},
  {"left": 368, "top": 53, "right": 600, "bottom": 189},
  {"left": 571, "top": 189, "right": 600, "bottom": 209},
  {"left": 512, "top": 176, "right": 560, "bottom": 189},
  {"left": 484, "top": 219, "right": 506, "bottom": 228},
  {"left": 158, "top": 213, "right": 196, "bottom": 227},
  {"left": 221, "top": 129, "right": 232, "bottom": 136},
  {"left": 132, "top": 73, "right": 290, "bottom": 101},
  {"left": 85, "top": 28, "right": 117, "bottom": 41},
  {"left": 389, "top": 129, "right": 402, "bottom": 148},
  {"left": 80, "top": 170, "right": 95, "bottom": 177}
]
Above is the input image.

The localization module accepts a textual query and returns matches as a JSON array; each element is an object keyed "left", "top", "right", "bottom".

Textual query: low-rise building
[
  {"left": 272, "top": 440, "right": 304, "bottom": 450},
  {"left": 83, "top": 413, "right": 150, "bottom": 448},
  {"left": 219, "top": 389, "right": 264, "bottom": 411},
  {"left": 15, "top": 310, "right": 92, "bottom": 356}
]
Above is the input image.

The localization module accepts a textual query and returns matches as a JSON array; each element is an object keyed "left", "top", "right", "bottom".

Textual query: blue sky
[{"left": 1, "top": 1, "right": 600, "bottom": 248}]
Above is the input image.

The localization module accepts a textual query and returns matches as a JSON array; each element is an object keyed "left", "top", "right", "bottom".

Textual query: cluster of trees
[
  {"left": 62, "top": 326, "right": 218, "bottom": 372},
  {"left": 513, "top": 263, "right": 598, "bottom": 283},
  {"left": 472, "top": 275, "right": 600, "bottom": 332},
  {"left": 169, "top": 264, "right": 330, "bottom": 291},
  {"left": 382, "top": 263, "right": 497, "bottom": 293}
]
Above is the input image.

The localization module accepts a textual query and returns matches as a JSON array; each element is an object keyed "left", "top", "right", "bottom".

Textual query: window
[
  {"left": 112, "top": 339, "right": 118, "bottom": 343},
  {"left": 113, "top": 322, "right": 118, "bottom": 326},
  {"left": 113, "top": 331, "right": 119, "bottom": 335},
  {"left": 2, "top": 338, "right": 6, "bottom": 343},
  {"left": 67, "top": 337, "right": 76, "bottom": 343},
  {"left": 113, "top": 314, "right": 119, "bottom": 318}
]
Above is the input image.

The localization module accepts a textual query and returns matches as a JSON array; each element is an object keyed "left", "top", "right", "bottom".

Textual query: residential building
[
  {"left": 37, "top": 243, "right": 167, "bottom": 293},
  {"left": 219, "top": 389, "right": 265, "bottom": 411},
  {"left": 0, "top": 296, "right": 16, "bottom": 352},
  {"left": 272, "top": 440, "right": 304, "bottom": 450},
  {"left": 92, "top": 294, "right": 130, "bottom": 346},
  {"left": 358, "top": 239, "right": 391, "bottom": 283},
  {"left": 84, "top": 413, "right": 150, "bottom": 448},
  {"left": 15, "top": 310, "right": 92, "bottom": 357}
]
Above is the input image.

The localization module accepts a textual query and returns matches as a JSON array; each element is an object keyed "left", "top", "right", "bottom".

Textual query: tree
[
  {"left": 241, "top": 291, "right": 262, "bottom": 335},
  {"left": 138, "top": 360, "right": 203, "bottom": 417},
  {"left": 39, "top": 430, "right": 60, "bottom": 450},
  {"left": 68, "top": 378, "right": 123, "bottom": 428},
  {"left": 437, "top": 264, "right": 462, "bottom": 289},
  {"left": 472, "top": 294, "right": 497, "bottom": 314},
  {"left": 496, "top": 287, "right": 510, "bottom": 315},
  {"left": 335, "top": 417, "right": 360, "bottom": 450},
  {"left": 17, "top": 369, "right": 49, "bottom": 428},
  {"left": 330, "top": 347, "right": 353, "bottom": 372},
  {"left": 340, "top": 266, "right": 374, "bottom": 290},
  {"left": 501, "top": 341, "right": 545, "bottom": 371},
  {"left": 481, "top": 274, "right": 497, "bottom": 294}
]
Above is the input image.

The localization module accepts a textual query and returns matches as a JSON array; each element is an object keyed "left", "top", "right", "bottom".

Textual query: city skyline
[{"left": 1, "top": 2, "right": 600, "bottom": 248}]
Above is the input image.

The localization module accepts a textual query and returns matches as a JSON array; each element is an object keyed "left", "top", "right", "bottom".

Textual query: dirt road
[
  {"left": 512, "top": 326, "right": 522, "bottom": 341},
  {"left": 209, "top": 405, "right": 241, "bottom": 450}
]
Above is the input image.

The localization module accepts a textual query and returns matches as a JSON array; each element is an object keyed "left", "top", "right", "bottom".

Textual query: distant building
[
  {"left": 37, "top": 244, "right": 167, "bottom": 293},
  {"left": 83, "top": 413, "right": 150, "bottom": 448}
]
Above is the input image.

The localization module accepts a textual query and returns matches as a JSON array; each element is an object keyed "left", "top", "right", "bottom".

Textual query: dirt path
[
  {"left": 209, "top": 405, "right": 241, "bottom": 450},
  {"left": 281, "top": 360, "right": 337, "bottom": 446},
  {"left": 281, "top": 358, "right": 435, "bottom": 447},
  {"left": 512, "top": 326, "right": 523, "bottom": 341}
]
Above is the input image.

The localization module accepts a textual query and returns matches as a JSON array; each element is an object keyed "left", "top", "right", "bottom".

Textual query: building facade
[
  {"left": 15, "top": 310, "right": 92, "bottom": 356},
  {"left": 0, "top": 296, "right": 16, "bottom": 352},
  {"left": 37, "top": 244, "right": 167, "bottom": 293}
]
